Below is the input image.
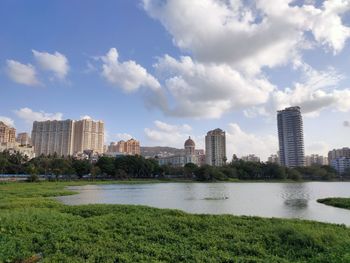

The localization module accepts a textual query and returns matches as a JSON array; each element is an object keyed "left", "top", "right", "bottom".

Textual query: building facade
[
  {"left": 331, "top": 157, "right": 350, "bottom": 175},
  {"left": 16, "top": 132, "right": 31, "bottom": 146},
  {"left": 277, "top": 106, "right": 305, "bottom": 167},
  {"left": 157, "top": 137, "right": 205, "bottom": 167},
  {"left": 0, "top": 121, "right": 16, "bottom": 144},
  {"left": 241, "top": 154, "right": 260, "bottom": 162},
  {"left": 268, "top": 153, "right": 280, "bottom": 164},
  {"left": 205, "top": 128, "right": 226, "bottom": 166},
  {"left": 305, "top": 154, "right": 328, "bottom": 166},
  {"left": 0, "top": 142, "right": 35, "bottom": 159},
  {"left": 107, "top": 138, "right": 140, "bottom": 155},
  {"left": 73, "top": 119, "right": 104, "bottom": 154},
  {"left": 31, "top": 119, "right": 105, "bottom": 157},
  {"left": 328, "top": 148, "right": 350, "bottom": 163},
  {"left": 31, "top": 120, "right": 75, "bottom": 156}
]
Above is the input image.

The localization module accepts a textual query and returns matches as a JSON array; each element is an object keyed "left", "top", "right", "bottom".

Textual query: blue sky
[{"left": 1, "top": 0, "right": 350, "bottom": 160}]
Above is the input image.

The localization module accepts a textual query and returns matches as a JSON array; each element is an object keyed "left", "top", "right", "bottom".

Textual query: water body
[{"left": 58, "top": 182, "right": 350, "bottom": 225}]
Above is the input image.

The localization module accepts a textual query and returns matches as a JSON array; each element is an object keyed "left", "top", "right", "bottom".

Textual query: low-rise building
[
  {"left": 0, "top": 142, "right": 35, "bottom": 159},
  {"left": 268, "top": 153, "right": 280, "bottom": 164},
  {"left": 305, "top": 154, "right": 328, "bottom": 166},
  {"left": 331, "top": 157, "right": 350, "bottom": 174},
  {"left": 241, "top": 154, "right": 260, "bottom": 162}
]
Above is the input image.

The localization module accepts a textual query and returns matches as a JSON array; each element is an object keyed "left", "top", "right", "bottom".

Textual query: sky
[{"left": 1, "top": 0, "right": 350, "bottom": 161}]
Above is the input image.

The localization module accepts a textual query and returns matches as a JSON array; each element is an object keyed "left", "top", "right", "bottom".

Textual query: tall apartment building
[
  {"left": 277, "top": 106, "right": 305, "bottom": 167},
  {"left": 205, "top": 128, "right": 226, "bottom": 166},
  {"left": 32, "top": 119, "right": 105, "bottom": 157},
  {"left": 0, "top": 121, "right": 16, "bottom": 143},
  {"left": 73, "top": 119, "right": 104, "bottom": 154},
  {"left": 31, "top": 120, "right": 75, "bottom": 156},
  {"left": 16, "top": 132, "right": 31, "bottom": 146}
]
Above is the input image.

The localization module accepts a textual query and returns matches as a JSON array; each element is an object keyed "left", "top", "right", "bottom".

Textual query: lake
[{"left": 57, "top": 182, "right": 350, "bottom": 225}]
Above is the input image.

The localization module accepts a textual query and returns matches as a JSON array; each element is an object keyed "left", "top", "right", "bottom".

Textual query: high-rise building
[
  {"left": 205, "top": 128, "right": 226, "bottom": 166},
  {"left": 16, "top": 132, "right": 31, "bottom": 146},
  {"left": 277, "top": 106, "right": 305, "bottom": 167},
  {"left": 125, "top": 138, "right": 140, "bottom": 155},
  {"left": 0, "top": 121, "right": 16, "bottom": 143},
  {"left": 31, "top": 119, "right": 105, "bottom": 157},
  {"left": 331, "top": 157, "right": 350, "bottom": 174},
  {"left": 31, "top": 120, "right": 75, "bottom": 156},
  {"left": 73, "top": 119, "right": 104, "bottom": 154}
]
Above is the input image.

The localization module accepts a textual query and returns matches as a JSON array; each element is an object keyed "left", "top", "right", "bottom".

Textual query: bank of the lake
[
  {"left": 1, "top": 181, "right": 350, "bottom": 262},
  {"left": 318, "top": 198, "right": 350, "bottom": 210}
]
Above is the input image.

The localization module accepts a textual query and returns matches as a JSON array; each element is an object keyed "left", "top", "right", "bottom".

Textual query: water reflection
[{"left": 58, "top": 182, "right": 350, "bottom": 225}]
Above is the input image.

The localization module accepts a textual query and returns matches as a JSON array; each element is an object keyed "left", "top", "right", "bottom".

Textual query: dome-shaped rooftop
[{"left": 184, "top": 136, "right": 195, "bottom": 147}]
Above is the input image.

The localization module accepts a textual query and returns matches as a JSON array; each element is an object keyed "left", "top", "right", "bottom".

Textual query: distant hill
[{"left": 140, "top": 146, "right": 184, "bottom": 158}]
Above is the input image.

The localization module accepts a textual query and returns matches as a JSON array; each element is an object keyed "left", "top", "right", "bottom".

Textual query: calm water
[{"left": 57, "top": 182, "right": 350, "bottom": 225}]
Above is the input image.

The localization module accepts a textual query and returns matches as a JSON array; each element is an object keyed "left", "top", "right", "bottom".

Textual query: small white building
[{"left": 0, "top": 142, "right": 35, "bottom": 159}]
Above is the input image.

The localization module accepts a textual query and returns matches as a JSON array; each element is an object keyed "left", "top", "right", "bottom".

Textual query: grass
[
  {"left": 0, "top": 181, "right": 350, "bottom": 262},
  {"left": 317, "top": 197, "right": 350, "bottom": 210}
]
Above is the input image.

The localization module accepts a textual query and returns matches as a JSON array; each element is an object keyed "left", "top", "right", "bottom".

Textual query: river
[{"left": 57, "top": 182, "right": 350, "bottom": 225}]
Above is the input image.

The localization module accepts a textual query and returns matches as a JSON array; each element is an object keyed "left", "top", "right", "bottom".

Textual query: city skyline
[{"left": 1, "top": 1, "right": 350, "bottom": 161}]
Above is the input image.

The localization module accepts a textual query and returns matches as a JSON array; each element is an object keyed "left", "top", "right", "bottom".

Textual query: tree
[
  {"left": 26, "top": 164, "right": 39, "bottom": 182},
  {"left": 96, "top": 157, "right": 115, "bottom": 176}
]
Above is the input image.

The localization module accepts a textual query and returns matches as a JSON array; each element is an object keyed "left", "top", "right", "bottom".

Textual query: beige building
[
  {"left": 108, "top": 138, "right": 140, "bottom": 155},
  {"left": 73, "top": 119, "right": 104, "bottom": 154},
  {"left": 31, "top": 120, "right": 75, "bottom": 156},
  {"left": 31, "top": 118, "right": 105, "bottom": 157},
  {"left": 0, "top": 142, "right": 35, "bottom": 159},
  {"left": 205, "top": 128, "right": 226, "bottom": 166},
  {"left": 16, "top": 132, "right": 31, "bottom": 146},
  {"left": 305, "top": 154, "right": 328, "bottom": 166},
  {"left": 328, "top": 148, "right": 350, "bottom": 163},
  {"left": 0, "top": 121, "right": 16, "bottom": 143}
]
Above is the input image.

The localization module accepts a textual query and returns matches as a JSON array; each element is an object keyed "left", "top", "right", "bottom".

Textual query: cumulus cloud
[
  {"left": 14, "top": 107, "right": 63, "bottom": 124},
  {"left": 115, "top": 133, "right": 133, "bottom": 141},
  {"left": 244, "top": 62, "right": 350, "bottom": 117},
  {"left": 6, "top": 60, "right": 41, "bottom": 86},
  {"left": 144, "top": 120, "right": 201, "bottom": 148},
  {"left": 154, "top": 55, "right": 274, "bottom": 118},
  {"left": 101, "top": 48, "right": 161, "bottom": 92},
  {"left": 226, "top": 123, "right": 278, "bottom": 161},
  {"left": 143, "top": 0, "right": 350, "bottom": 68},
  {"left": 0, "top": 116, "right": 15, "bottom": 127},
  {"left": 141, "top": 0, "right": 350, "bottom": 118},
  {"left": 32, "top": 50, "right": 69, "bottom": 79}
]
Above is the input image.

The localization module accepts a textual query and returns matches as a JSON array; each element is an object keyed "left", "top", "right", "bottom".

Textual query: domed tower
[{"left": 184, "top": 136, "right": 195, "bottom": 155}]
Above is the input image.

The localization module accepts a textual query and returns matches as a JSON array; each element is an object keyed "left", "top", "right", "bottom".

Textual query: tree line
[{"left": 0, "top": 150, "right": 346, "bottom": 181}]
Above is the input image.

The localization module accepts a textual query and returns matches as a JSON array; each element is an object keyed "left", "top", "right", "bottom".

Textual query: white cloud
[
  {"left": 144, "top": 120, "right": 201, "bottom": 148},
  {"left": 14, "top": 107, "right": 63, "bottom": 124},
  {"left": 226, "top": 123, "right": 278, "bottom": 161},
  {"left": 101, "top": 48, "right": 161, "bottom": 92},
  {"left": 32, "top": 50, "right": 69, "bottom": 79},
  {"left": 115, "top": 133, "right": 133, "bottom": 141},
  {"left": 6, "top": 60, "right": 41, "bottom": 86},
  {"left": 141, "top": 0, "right": 350, "bottom": 118},
  {"left": 80, "top": 115, "right": 92, "bottom": 120},
  {"left": 154, "top": 55, "right": 274, "bottom": 118},
  {"left": 244, "top": 62, "right": 350, "bottom": 117},
  {"left": 0, "top": 116, "right": 15, "bottom": 127}
]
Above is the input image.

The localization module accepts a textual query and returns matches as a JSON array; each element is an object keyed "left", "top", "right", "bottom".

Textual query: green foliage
[
  {"left": 318, "top": 198, "right": 350, "bottom": 210},
  {"left": 0, "top": 182, "right": 350, "bottom": 262}
]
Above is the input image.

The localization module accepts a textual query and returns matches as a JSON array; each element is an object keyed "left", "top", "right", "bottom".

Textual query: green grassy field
[
  {"left": 1, "top": 181, "right": 350, "bottom": 262},
  {"left": 318, "top": 197, "right": 350, "bottom": 210}
]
